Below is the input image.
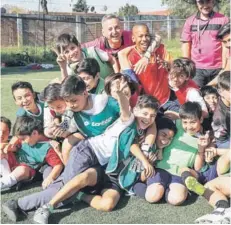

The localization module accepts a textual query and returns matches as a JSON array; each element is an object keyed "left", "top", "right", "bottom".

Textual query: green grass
[{"left": 1, "top": 43, "right": 212, "bottom": 224}]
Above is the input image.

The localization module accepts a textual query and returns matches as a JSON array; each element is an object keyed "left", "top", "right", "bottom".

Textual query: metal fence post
[
  {"left": 76, "top": 15, "right": 82, "bottom": 43},
  {"left": 17, "top": 14, "right": 23, "bottom": 47},
  {"left": 167, "top": 15, "right": 171, "bottom": 40}
]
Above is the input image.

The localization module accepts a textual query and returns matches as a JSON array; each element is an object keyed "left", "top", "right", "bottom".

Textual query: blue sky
[{"left": 1, "top": 0, "right": 167, "bottom": 13}]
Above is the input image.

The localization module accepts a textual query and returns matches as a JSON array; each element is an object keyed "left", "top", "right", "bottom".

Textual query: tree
[
  {"left": 118, "top": 3, "right": 139, "bottom": 17},
  {"left": 72, "top": 0, "right": 89, "bottom": 13},
  {"left": 41, "top": 0, "right": 48, "bottom": 15},
  {"left": 161, "top": 0, "right": 230, "bottom": 18}
]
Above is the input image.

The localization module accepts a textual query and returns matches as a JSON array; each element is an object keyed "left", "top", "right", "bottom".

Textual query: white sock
[
  {"left": 0, "top": 173, "right": 17, "bottom": 189},
  {"left": 0, "top": 158, "right": 11, "bottom": 177}
]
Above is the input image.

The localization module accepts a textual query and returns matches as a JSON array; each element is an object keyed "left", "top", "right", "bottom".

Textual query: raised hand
[{"left": 52, "top": 45, "right": 67, "bottom": 70}]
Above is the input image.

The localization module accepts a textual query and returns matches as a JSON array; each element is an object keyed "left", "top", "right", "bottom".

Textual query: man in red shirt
[
  {"left": 181, "top": 0, "right": 229, "bottom": 87},
  {"left": 82, "top": 14, "right": 154, "bottom": 74},
  {"left": 125, "top": 23, "right": 179, "bottom": 112}
]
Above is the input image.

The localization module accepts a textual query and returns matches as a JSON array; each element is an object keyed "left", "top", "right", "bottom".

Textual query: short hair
[
  {"left": 13, "top": 116, "right": 44, "bottom": 136},
  {"left": 135, "top": 95, "right": 160, "bottom": 111},
  {"left": 101, "top": 14, "right": 119, "bottom": 25},
  {"left": 77, "top": 58, "right": 100, "bottom": 78},
  {"left": 11, "top": 81, "right": 38, "bottom": 101},
  {"left": 200, "top": 85, "right": 219, "bottom": 98},
  {"left": 132, "top": 23, "right": 149, "bottom": 33},
  {"left": 156, "top": 116, "right": 177, "bottom": 136},
  {"left": 61, "top": 75, "right": 86, "bottom": 98},
  {"left": 104, "top": 73, "right": 137, "bottom": 96},
  {"left": 56, "top": 33, "right": 79, "bottom": 54},
  {"left": 218, "top": 71, "right": 230, "bottom": 91},
  {"left": 0, "top": 116, "right": 12, "bottom": 132},
  {"left": 40, "top": 83, "right": 63, "bottom": 104},
  {"left": 217, "top": 22, "right": 230, "bottom": 40},
  {"left": 170, "top": 58, "right": 196, "bottom": 79},
  {"left": 179, "top": 102, "right": 202, "bottom": 120}
]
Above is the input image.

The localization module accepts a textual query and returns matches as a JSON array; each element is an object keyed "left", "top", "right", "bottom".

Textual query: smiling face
[
  {"left": 102, "top": 18, "right": 122, "bottom": 46},
  {"left": 196, "top": 0, "right": 214, "bottom": 17},
  {"left": 64, "top": 92, "right": 88, "bottom": 112},
  {"left": 63, "top": 43, "right": 82, "bottom": 63},
  {"left": 132, "top": 25, "right": 151, "bottom": 54},
  {"left": 203, "top": 93, "right": 218, "bottom": 112},
  {"left": 134, "top": 107, "right": 157, "bottom": 130},
  {"left": 13, "top": 88, "right": 36, "bottom": 111},
  {"left": 78, "top": 72, "right": 99, "bottom": 92},
  {"left": 48, "top": 99, "right": 67, "bottom": 115},
  {"left": 181, "top": 117, "right": 202, "bottom": 135},
  {"left": 169, "top": 72, "right": 189, "bottom": 88},
  {"left": 156, "top": 128, "right": 175, "bottom": 149}
]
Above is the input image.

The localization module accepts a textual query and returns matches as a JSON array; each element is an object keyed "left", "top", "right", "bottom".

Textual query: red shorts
[{"left": 7, "top": 152, "right": 36, "bottom": 178}]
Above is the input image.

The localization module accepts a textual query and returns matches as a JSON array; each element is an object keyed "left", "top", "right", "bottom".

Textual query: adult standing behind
[
  {"left": 181, "top": 0, "right": 229, "bottom": 87},
  {"left": 82, "top": 14, "right": 157, "bottom": 74}
]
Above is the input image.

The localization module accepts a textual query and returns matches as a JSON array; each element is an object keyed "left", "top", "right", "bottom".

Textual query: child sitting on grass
[
  {"left": 0, "top": 116, "right": 63, "bottom": 190},
  {"left": 139, "top": 102, "right": 212, "bottom": 206}
]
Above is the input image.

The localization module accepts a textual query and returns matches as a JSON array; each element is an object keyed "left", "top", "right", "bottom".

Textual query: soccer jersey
[
  {"left": 156, "top": 120, "right": 198, "bottom": 176},
  {"left": 181, "top": 12, "right": 229, "bottom": 69},
  {"left": 89, "top": 113, "right": 135, "bottom": 165},
  {"left": 16, "top": 101, "right": 44, "bottom": 123},
  {"left": 128, "top": 44, "right": 170, "bottom": 105},
  {"left": 68, "top": 94, "right": 120, "bottom": 137}
]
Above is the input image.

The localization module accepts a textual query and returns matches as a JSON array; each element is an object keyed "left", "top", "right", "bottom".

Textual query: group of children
[{"left": 1, "top": 19, "right": 230, "bottom": 224}]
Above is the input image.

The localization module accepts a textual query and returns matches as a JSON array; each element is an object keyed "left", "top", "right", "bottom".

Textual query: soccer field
[{"left": 1, "top": 67, "right": 213, "bottom": 224}]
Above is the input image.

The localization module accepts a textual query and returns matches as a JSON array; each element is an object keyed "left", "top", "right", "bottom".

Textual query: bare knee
[
  {"left": 13, "top": 166, "right": 31, "bottom": 181},
  {"left": 145, "top": 184, "right": 164, "bottom": 203},
  {"left": 99, "top": 198, "right": 117, "bottom": 212},
  {"left": 167, "top": 190, "right": 188, "bottom": 206}
]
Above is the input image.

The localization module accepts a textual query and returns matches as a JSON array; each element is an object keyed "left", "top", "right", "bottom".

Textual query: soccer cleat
[
  {"left": 33, "top": 205, "right": 51, "bottom": 224},
  {"left": 195, "top": 207, "right": 229, "bottom": 224},
  {"left": 2, "top": 200, "right": 19, "bottom": 222},
  {"left": 185, "top": 176, "right": 205, "bottom": 196}
]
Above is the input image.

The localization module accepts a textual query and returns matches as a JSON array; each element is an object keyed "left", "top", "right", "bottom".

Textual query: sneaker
[
  {"left": 33, "top": 205, "right": 51, "bottom": 224},
  {"left": 185, "top": 176, "right": 205, "bottom": 196},
  {"left": 195, "top": 207, "right": 228, "bottom": 224},
  {"left": 2, "top": 200, "right": 19, "bottom": 222}
]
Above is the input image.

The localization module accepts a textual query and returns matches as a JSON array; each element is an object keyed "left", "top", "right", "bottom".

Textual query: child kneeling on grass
[{"left": 0, "top": 116, "right": 63, "bottom": 191}]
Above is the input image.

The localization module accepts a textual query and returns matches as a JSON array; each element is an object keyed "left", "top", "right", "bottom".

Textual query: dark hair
[
  {"left": 13, "top": 116, "right": 44, "bottom": 136},
  {"left": 11, "top": 81, "right": 37, "bottom": 100},
  {"left": 0, "top": 116, "right": 12, "bottom": 132},
  {"left": 218, "top": 71, "right": 230, "bottom": 91},
  {"left": 135, "top": 95, "right": 160, "bottom": 111},
  {"left": 170, "top": 57, "right": 196, "bottom": 79},
  {"left": 156, "top": 116, "right": 177, "bottom": 135},
  {"left": 104, "top": 73, "right": 137, "bottom": 96},
  {"left": 200, "top": 85, "right": 219, "bottom": 98},
  {"left": 77, "top": 58, "right": 100, "bottom": 78},
  {"left": 40, "top": 83, "right": 63, "bottom": 104},
  {"left": 56, "top": 33, "right": 79, "bottom": 53},
  {"left": 179, "top": 102, "right": 202, "bottom": 120},
  {"left": 217, "top": 22, "right": 230, "bottom": 40},
  {"left": 61, "top": 75, "right": 86, "bottom": 98}
]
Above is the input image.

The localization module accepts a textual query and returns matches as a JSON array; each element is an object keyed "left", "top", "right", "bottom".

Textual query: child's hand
[
  {"left": 52, "top": 46, "right": 67, "bottom": 70},
  {"left": 148, "top": 152, "right": 158, "bottom": 164},
  {"left": 111, "top": 77, "right": 130, "bottom": 100},
  {"left": 198, "top": 131, "right": 210, "bottom": 149},
  {"left": 142, "top": 160, "right": 155, "bottom": 178},
  {"left": 134, "top": 57, "right": 149, "bottom": 74},
  {"left": 4, "top": 137, "right": 21, "bottom": 153},
  {"left": 156, "top": 55, "right": 170, "bottom": 71},
  {"left": 42, "top": 177, "right": 54, "bottom": 189},
  {"left": 204, "top": 147, "right": 217, "bottom": 163}
]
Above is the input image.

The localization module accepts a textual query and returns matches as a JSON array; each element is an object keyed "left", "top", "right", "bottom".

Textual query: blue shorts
[
  {"left": 147, "top": 168, "right": 185, "bottom": 190},
  {"left": 197, "top": 162, "right": 218, "bottom": 185}
]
